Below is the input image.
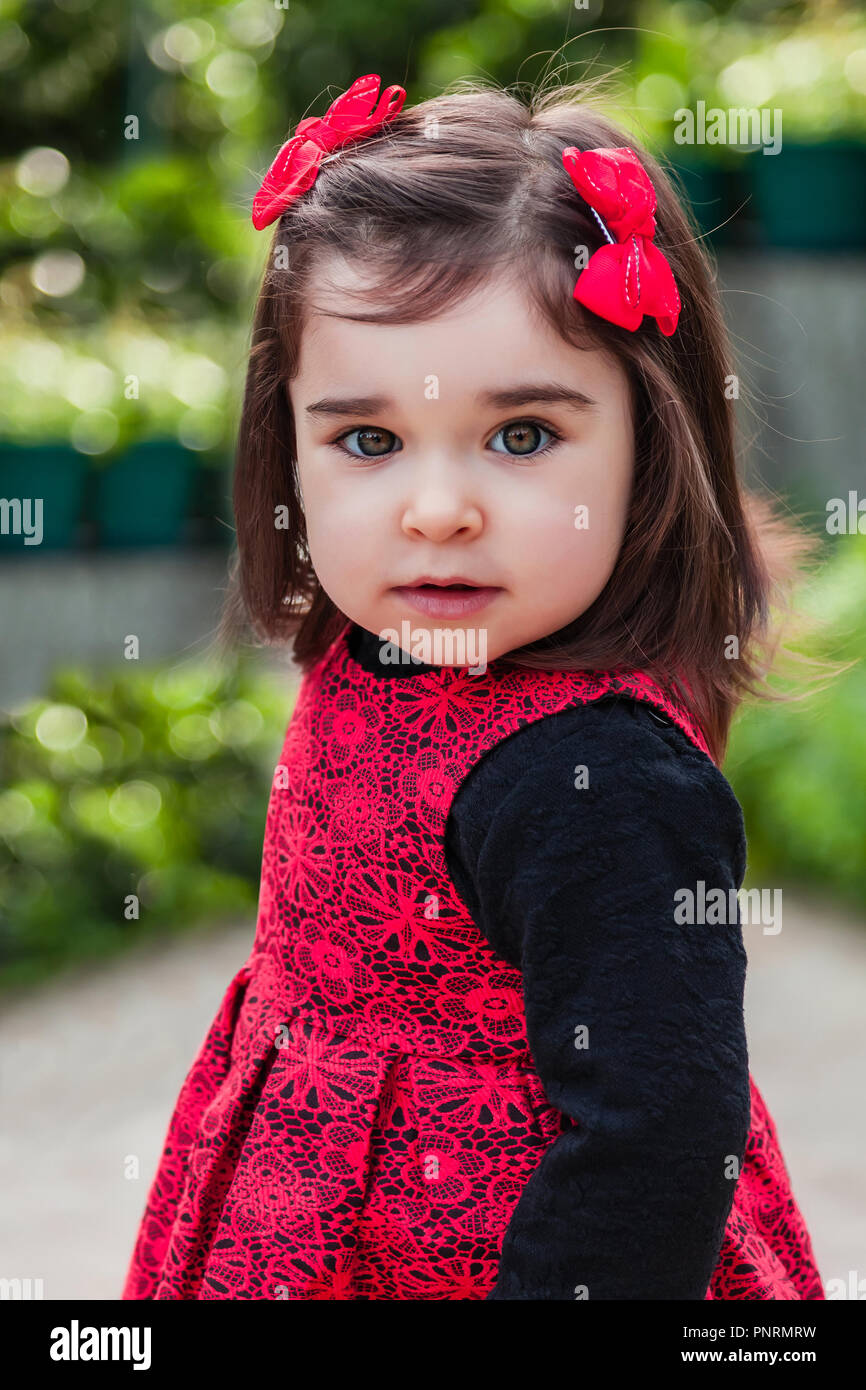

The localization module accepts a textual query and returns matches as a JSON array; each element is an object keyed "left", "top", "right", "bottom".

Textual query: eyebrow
[{"left": 304, "top": 382, "right": 598, "bottom": 418}]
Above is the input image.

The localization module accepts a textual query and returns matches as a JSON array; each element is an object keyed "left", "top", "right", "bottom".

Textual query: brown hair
[{"left": 218, "top": 73, "right": 834, "bottom": 765}]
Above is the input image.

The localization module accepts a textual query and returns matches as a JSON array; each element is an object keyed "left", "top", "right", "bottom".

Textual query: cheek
[
  {"left": 296, "top": 460, "right": 344, "bottom": 535},
  {"left": 301, "top": 477, "right": 381, "bottom": 583},
  {"left": 531, "top": 517, "right": 622, "bottom": 590},
  {"left": 575, "top": 428, "right": 634, "bottom": 547},
  {"left": 507, "top": 449, "right": 632, "bottom": 566},
  {"left": 502, "top": 462, "right": 631, "bottom": 616}
]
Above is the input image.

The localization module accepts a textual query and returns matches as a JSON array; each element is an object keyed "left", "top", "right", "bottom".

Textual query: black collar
[{"left": 346, "top": 623, "right": 440, "bottom": 678}]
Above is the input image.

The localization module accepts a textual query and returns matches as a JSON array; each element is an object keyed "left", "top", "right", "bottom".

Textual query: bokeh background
[{"left": 1, "top": 0, "right": 864, "bottom": 1299}]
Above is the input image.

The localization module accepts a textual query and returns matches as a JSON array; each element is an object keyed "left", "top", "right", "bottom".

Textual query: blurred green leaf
[
  {"left": 726, "top": 533, "right": 866, "bottom": 910},
  {"left": 0, "top": 651, "right": 293, "bottom": 992}
]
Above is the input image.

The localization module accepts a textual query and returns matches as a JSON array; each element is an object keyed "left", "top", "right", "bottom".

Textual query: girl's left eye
[{"left": 489, "top": 419, "right": 561, "bottom": 459}]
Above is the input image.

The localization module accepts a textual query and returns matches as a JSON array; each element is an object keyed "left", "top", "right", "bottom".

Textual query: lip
[
  {"left": 401, "top": 576, "right": 486, "bottom": 588},
  {"left": 391, "top": 582, "right": 502, "bottom": 617}
]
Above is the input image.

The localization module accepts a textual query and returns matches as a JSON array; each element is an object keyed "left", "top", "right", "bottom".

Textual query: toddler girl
[{"left": 122, "top": 73, "right": 825, "bottom": 1300}]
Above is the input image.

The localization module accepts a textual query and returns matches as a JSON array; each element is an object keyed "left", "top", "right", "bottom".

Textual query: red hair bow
[
  {"left": 252, "top": 73, "right": 406, "bottom": 230},
  {"left": 561, "top": 146, "right": 680, "bottom": 336}
]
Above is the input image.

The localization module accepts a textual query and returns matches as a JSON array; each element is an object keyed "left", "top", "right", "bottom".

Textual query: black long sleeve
[{"left": 444, "top": 696, "right": 752, "bottom": 1300}]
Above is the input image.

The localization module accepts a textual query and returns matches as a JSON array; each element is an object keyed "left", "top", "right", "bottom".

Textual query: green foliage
[
  {"left": 0, "top": 0, "right": 654, "bottom": 330},
  {"left": 0, "top": 316, "right": 247, "bottom": 455},
  {"left": 0, "top": 652, "right": 294, "bottom": 992},
  {"left": 632, "top": 0, "right": 866, "bottom": 148},
  {"left": 725, "top": 532, "right": 866, "bottom": 909}
]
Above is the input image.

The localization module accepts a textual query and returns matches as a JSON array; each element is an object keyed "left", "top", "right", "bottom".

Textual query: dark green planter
[
  {"left": 0, "top": 442, "right": 87, "bottom": 551},
  {"left": 667, "top": 155, "right": 734, "bottom": 244},
  {"left": 186, "top": 456, "right": 234, "bottom": 547},
  {"left": 93, "top": 439, "right": 195, "bottom": 547},
  {"left": 749, "top": 141, "right": 866, "bottom": 249}
]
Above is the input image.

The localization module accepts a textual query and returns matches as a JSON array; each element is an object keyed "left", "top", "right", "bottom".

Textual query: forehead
[{"left": 291, "top": 254, "right": 627, "bottom": 400}]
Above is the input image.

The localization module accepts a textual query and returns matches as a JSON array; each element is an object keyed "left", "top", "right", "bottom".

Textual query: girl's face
[{"left": 289, "top": 258, "right": 634, "bottom": 665}]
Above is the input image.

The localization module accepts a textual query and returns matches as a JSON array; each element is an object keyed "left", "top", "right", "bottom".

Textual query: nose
[{"left": 400, "top": 456, "right": 484, "bottom": 543}]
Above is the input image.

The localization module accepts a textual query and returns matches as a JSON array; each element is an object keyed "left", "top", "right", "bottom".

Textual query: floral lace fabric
[{"left": 122, "top": 626, "right": 823, "bottom": 1299}]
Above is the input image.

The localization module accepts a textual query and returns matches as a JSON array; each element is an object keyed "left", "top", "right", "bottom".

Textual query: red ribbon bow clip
[
  {"left": 561, "top": 146, "right": 680, "bottom": 336},
  {"left": 252, "top": 73, "right": 407, "bottom": 230}
]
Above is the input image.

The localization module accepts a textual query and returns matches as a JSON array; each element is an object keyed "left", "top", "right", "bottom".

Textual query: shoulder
[
  {"left": 454, "top": 692, "right": 742, "bottom": 824},
  {"left": 445, "top": 695, "right": 746, "bottom": 923}
]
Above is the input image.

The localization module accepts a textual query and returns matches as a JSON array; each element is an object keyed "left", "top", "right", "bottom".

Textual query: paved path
[{"left": 1, "top": 895, "right": 863, "bottom": 1299}]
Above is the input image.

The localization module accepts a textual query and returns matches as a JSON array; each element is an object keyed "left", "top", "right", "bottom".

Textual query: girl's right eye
[{"left": 330, "top": 426, "right": 401, "bottom": 460}]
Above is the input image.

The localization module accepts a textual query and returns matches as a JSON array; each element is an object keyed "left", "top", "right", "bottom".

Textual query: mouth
[{"left": 390, "top": 580, "right": 502, "bottom": 617}]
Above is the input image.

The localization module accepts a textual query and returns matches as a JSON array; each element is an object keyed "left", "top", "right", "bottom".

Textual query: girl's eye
[
  {"left": 332, "top": 426, "right": 400, "bottom": 459},
  {"left": 489, "top": 419, "right": 561, "bottom": 459}
]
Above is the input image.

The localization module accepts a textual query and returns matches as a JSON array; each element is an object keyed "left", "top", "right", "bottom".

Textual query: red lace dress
[{"left": 122, "top": 624, "right": 824, "bottom": 1300}]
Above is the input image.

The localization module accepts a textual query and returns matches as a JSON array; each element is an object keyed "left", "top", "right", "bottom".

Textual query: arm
[{"left": 447, "top": 699, "right": 751, "bottom": 1300}]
